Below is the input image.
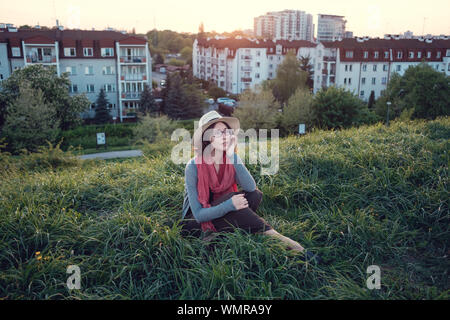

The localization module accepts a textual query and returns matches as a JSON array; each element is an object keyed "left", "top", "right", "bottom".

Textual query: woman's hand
[
  {"left": 231, "top": 193, "right": 248, "bottom": 210},
  {"left": 226, "top": 134, "right": 236, "bottom": 157}
]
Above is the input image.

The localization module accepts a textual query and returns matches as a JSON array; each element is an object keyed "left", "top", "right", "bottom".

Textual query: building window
[
  {"left": 345, "top": 51, "right": 353, "bottom": 58},
  {"left": 360, "top": 90, "right": 364, "bottom": 97},
  {"left": 256, "top": 62, "right": 260, "bottom": 67},
  {"left": 64, "top": 47, "right": 76, "bottom": 57},
  {"left": 436, "top": 64, "right": 439, "bottom": 70},
  {"left": 85, "top": 66, "right": 94, "bottom": 75},
  {"left": 318, "top": 63, "right": 321, "bottom": 69},
  {"left": 86, "top": 84, "right": 95, "bottom": 93},
  {"left": 417, "top": 52, "right": 422, "bottom": 59},
  {"left": 348, "top": 78, "right": 352, "bottom": 85},
  {"left": 363, "top": 51, "right": 368, "bottom": 59},
  {"left": 65, "top": 66, "right": 77, "bottom": 75},
  {"left": 12, "top": 47, "right": 21, "bottom": 57},
  {"left": 256, "top": 73, "right": 260, "bottom": 79},
  {"left": 269, "top": 56, "right": 273, "bottom": 60},
  {"left": 269, "top": 72, "right": 273, "bottom": 78},
  {"left": 90, "top": 103, "right": 95, "bottom": 110},
  {"left": 103, "top": 84, "right": 116, "bottom": 92},
  {"left": 397, "top": 51, "right": 403, "bottom": 59},
  {"left": 373, "top": 65, "right": 377, "bottom": 71},
  {"left": 362, "top": 64, "right": 367, "bottom": 72},
  {"left": 372, "top": 77, "right": 376, "bottom": 85},
  {"left": 269, "top": 64, "right": 273, "bottom": 69},
  {"left": 0, "top": 74, "right": 3, "bottom": 80},
  {"left": 446, "top": 49, "right": 450, "bottom": 57},
  {"left": 349, "top": 65, "right": 352, "bottom": 72},
  {"left": 374, "top": 51, "right": 379, "bottom": 59},
  {"left": 83, "top": 48, "right": 93, "bottom": 57},
  {"left": 381, "top": 77, "right": 387, "bottom": 85},
  {"left": 344, "top": 78, "right": 347, "bottom": 84},
  {"left": 409, "top": 51, "right": 414, "bottom": 58},
  {"left": 101, "top": 48, "right": 114, "bottom": 57},
  {"left": 396, "top": 65, "right": 401, "bottom": 72},
  {"left": 384, "top": 51, "right": 389, "bottom": 59},
  {"left": 69, "top": 84, "right": 78, "bottom": 93},
  {"left": 220, "top": 81, "right": 224, "bottom": 87},
  {"left": 102, "top": 66, "right": 115, "bottom": 75},
  {"left": 362, "top": 77, "right": 366, "bottom": 85},
  {"left": 345, "top": 65, "right": 348, "bottom": 72},
  {"left": 256, "top": 51, "right": 261, "bottom": 57},
  {"left": 427, "top": 51, "right": 431, "bottom": 58},
  {"left": 437, "top": 51, "right": 441, "bottom": 58},
  {"left": 383, "top": 64, "right": 388, "bottom": 71}
]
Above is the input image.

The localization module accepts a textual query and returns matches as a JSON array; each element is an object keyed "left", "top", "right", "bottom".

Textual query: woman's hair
[{"left": 194, "top": 121, "right": 237, "bottom": 156}]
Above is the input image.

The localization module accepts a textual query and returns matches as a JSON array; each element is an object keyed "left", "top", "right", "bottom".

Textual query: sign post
[
  {"left": 298, "top": 124, "right": 305, "bottom": 135},
  {"left": 96, "top": 132, "right": 106, "bottom": 150}
]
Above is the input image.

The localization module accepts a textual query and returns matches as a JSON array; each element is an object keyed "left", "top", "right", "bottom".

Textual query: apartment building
[
  {"left": 193, "top": 36, "right": 317, "bottom": 94},
  {"left": 314, "top": 36, "right": 450, "bottom": 100},
  {"left": 0, "top": 26, "right": 151, "bottom": 122},
  {"left": 317, "top": 14, "right": 346, "bottom": 42},
  {"left": 254, "top": 10, "right": 314, "bottom": 41}
]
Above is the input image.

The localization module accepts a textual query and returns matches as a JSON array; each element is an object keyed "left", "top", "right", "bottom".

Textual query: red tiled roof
[
  {"left": 23, "top": 35, "right": 54, "bottom": 44},
  {"left": 321, "top": 38, "right": 450, "bottom": 49},
  {"left": 119, "top": 36, "right": 147, "bottom": 45},
  {"left": 197, "top": 37, "right": 316, "bottom": 50}
]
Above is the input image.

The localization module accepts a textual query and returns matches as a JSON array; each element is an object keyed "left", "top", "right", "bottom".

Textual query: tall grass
[{"left": 0, "top": 117, "right": 448, "bottom": 299}]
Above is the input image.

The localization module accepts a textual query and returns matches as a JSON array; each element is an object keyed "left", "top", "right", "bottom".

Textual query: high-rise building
[
  {"left": 254, "top": 10, "right": 314, "bottom": 41},
  {"left": 317, "top": 14, "right": 346, "bottom": 42}
]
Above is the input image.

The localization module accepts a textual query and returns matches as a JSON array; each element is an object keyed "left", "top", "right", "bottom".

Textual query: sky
[{"left": 1, "top": 0, "right": 449, "bottom": 37}]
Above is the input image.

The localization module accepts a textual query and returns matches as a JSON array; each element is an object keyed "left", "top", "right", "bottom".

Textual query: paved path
[{"left": 78, "top": 149, "right": 143, "bottom": 160}]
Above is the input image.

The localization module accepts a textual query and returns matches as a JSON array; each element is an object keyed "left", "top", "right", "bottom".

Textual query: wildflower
[
  {"left": 35, "top": 251, "right": 41, "bottom": 256},
  {"left": 36, "top": 255, "right": 42, "bottom": 261}
]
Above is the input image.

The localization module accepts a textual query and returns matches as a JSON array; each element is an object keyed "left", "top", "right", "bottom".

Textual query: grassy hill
[{"left": 0, "top": 117, "right": 448, "bottom": 299}]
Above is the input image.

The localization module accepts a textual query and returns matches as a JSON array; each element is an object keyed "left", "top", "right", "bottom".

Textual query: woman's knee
[{"left": 245, "top": 189, "right": 263, "bottom": 209}]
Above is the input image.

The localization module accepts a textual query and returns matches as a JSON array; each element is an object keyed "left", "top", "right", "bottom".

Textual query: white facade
[
  {"left": 193, "top": 37, "right": 317, "bottom": 94},
  {"left": 315, "top": 37, "right": 450, "bottom": 100},
  {"left": 254, "top": 10, "right": 314, "bottom": 41},
  {"left": 317, "top": 14, "right": 346, "bottom": 42}
]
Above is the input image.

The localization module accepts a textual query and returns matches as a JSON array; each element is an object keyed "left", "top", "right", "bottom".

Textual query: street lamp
[{"left": 386, "top": 101, "right": 391, "bottom": 127}]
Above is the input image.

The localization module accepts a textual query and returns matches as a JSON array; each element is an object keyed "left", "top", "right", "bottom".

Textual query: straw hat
[{"left": 192, "top": 111, "right": 240, "bottom": 148}]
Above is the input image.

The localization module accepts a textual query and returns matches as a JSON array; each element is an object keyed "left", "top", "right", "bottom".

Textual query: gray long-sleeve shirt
[{"left": 181, "top": 152, "right": 256, "bottom": 223}]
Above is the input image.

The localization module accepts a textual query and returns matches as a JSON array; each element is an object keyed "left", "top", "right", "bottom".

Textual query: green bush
[
  {"left": 60, "top": 123, "right": 136, "bottom": 150},
  {"left": 132, "top": 115, "right": 178, "bottom": 144}
]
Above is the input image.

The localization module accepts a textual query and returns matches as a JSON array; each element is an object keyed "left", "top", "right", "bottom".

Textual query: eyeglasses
[{"left": 211, "top": 128, "right": 234, "bottom": 138}]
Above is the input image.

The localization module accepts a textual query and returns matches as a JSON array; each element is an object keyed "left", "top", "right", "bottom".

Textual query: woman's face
[{"left": 209, "top": 122, "right": 233, "bottom": 153}]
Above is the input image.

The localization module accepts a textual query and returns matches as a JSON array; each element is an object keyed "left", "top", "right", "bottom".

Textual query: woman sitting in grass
[{"left": 180, "top": 111, "right": 320, "bottom": 264}]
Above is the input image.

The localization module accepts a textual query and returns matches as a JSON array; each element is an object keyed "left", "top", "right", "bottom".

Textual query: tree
[
  {"left": 162, "top": 72, "right": 185, "bottom": 119},
  {"left": 375, "top": 63, "right": 450, "bottom": 120},
  {"left": 154, "top": 53, "right": 164, "bottom": 65},
  {"left": 233, "top": 87, "right": 280, "bottom": 131},
  {"left": 2, "top": 82, "right": 60, "bottom": 154},
  {"left": 271, "top": 51, "right": 308, "bottom": 106},
  {"left": 299, "top": 55, "right": 314, "bottom": 90},
  {"left": 139, "top": 83, "right": 159, "bottom": 115},
  {"left": 368, "top": 90, "right": 376, "bottom": 110},
  {"left": 0, "top": 64, "right": 89, "bottom": 131},
  {"left": 312, "top": 86, "right": 368, "bottom": 130},
  {"left": 93, "top": 89, "right": 112, "bottom": 124},
  {"left": 208, "top": 85, "right": 227, "bottom": 100},
  {"left": 280, "top": 88, "right": 315, "bottom": 135},
  {"left": 162, "top": 72, "right": 205, "bottom": 120}
]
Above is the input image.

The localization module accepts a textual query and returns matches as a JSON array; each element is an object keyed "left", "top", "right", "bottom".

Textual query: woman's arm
[
  {"left": 232, "top": 153, "right": 256, "bottom": 192},
  {"left": 185, "top": 160, "right": 236, "bottom": 223}
]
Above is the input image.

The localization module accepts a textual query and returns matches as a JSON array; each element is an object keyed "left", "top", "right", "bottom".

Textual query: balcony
[
  {"left": 26, "top": 55, "right": 57, "bottom": 63},
  {"left": 241, "top": 66, "right": 252, "bottom": 71},
  {"left": 121, "top": 92, "right": 142, "bottom": 100},
  {"left": 241, "top": 55, "right": 252, "bottom": 60},
  {"left": 120, "top": 74, "right": 147, "bottom": 81},
  {"left": 120, "top": 56, "right": 146, "bottom": 64},
  {"left": 322, "top": 69, "right": 328, "bottom": 75},
  {"left": 323, "top": 56, "right": 337, "bottom": 62},
  {"left": 241, "top": 77, "right": 252, "bottom": 82}
]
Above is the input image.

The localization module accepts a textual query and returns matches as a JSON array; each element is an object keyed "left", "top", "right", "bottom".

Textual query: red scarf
[{"left": 196, "top": 152, "right": 237, "bottom": 233}]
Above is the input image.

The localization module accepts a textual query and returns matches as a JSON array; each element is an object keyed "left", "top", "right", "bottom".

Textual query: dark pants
[{"left": 180, "top": 189, "right": 273, "bottom": 238}]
